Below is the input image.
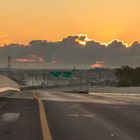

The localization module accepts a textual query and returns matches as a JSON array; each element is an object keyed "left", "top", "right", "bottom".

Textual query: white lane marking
[
  {"left": 83, "top": 114, "right": 94, "bottom": 118},
  {"left": 68, "top": 112, "right": 79, "bottom": 117},
  {"left": 68, "top": 113, "right": 94, "bottom": 118},
  {"left": 111, "top": 133, "right": 115, "bottom": 137},
  {"left": 1, "top": 113, "right": 20, "bottom": 122}
]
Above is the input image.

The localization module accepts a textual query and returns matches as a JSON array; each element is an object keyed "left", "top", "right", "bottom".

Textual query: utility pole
[
  {"left": 8, "top": 56, "right": 11, "bottom": 69},
  {"left": 79, "top": 70, "right": 82, "bottom": 91},
  {"left": 8, "top": 56, "right": 11, "bottom": 75},
  {"left": 73, "top": 66, "right": 76, "bottom": 91}
]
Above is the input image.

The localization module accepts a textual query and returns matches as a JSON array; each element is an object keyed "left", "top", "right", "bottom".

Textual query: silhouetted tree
[{"left": 115, "top": 66, "right": 140, "bottom": 87}]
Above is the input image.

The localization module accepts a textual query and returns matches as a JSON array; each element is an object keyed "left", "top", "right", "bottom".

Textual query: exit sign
[
  {"left": 50, "top": 71, "right": 72, "bottom": 78},
  {"left": 51, "top": 71, "right": 61, "bottom": 77},
  {"left": 63, "top": 71, "right": 72, "bottom": 78}
]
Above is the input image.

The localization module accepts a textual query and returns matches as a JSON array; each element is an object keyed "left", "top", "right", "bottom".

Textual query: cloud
[
  {"left": 0, "top": 34, "right": 140, "bottom": 68},
  {"left": 15, "top": 54, "right": 44, "bottom": 63}
]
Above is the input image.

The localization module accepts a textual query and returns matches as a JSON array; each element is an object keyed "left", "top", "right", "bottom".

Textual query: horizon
[{"left": 0, "top": 34, "right": 139, "bottom": 48}]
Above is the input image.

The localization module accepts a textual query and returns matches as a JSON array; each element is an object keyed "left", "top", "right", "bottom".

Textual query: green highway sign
[
  {"left": 63, "top": 71, "right": 72, "bottom": 78},
  {"left": 51, "top": 71, "right": 61, "bottom": 77},
  {"left": 50, "top": 71, "right": 72, "bottom": 78}
]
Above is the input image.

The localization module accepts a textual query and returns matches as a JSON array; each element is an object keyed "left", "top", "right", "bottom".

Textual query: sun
[
  {"left": 76, "top": 40, "right": 87, "bottom": 46},
  {"left": 75, "top": 34, "right": 91, "bottom": 46}
]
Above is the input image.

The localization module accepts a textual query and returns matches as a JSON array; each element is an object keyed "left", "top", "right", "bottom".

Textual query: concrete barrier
[
  {"left": 89, "top": 86, "right": 140, "bottom": 94},
  {"left": 0, "top": 75, "right": 20, "bottom": 93}
]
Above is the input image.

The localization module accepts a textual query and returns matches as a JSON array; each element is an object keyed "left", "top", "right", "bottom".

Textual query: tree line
[{"left": 115, "top": 66, "right": 140, "bottom": 87}]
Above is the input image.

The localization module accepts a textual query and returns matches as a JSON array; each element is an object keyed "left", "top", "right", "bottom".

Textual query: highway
[
  {"left": 0, "top": 95, "right": 42, "bottom": 140},
  {"left": 0, "top": 89, "right": 140, "bottom": 140}
]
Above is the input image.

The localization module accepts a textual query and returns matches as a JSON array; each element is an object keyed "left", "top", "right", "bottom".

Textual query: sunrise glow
[
  {"left": 101, "top": 39, "right": 131, "bottom": 48},
  {"left": 91, "top": 61, "right": 104, "bottom": 69},
  {"left": 0, "top": 0, "right": 140, "bottom": 46}
]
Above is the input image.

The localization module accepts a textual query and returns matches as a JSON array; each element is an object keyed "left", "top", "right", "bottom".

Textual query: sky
[{"left": 1, "top": 0, "right": 140, "bottom": 45}]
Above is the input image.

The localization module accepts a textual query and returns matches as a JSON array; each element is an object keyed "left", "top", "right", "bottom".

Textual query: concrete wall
[
  {"left": 89, "top": 87, "right": 140, "bottom": 94},
  {"left": 0, "top": 75, "right": 20, "bottom": 93}
]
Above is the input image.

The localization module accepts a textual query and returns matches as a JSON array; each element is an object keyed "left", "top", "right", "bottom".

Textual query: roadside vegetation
[{"left": 115, "top": 66, "right": 140, "bottom": 87}]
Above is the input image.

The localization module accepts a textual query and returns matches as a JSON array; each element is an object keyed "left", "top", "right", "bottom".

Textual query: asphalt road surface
[
  {"left": 0, "top": 97, "right": 42, "bottom": 140},
  {"left": 0, "top": 89, "right": 140, "bottom": 140}
]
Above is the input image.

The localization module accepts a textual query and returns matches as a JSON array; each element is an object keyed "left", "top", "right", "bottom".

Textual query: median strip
[{"left": 33, "top": 92, "right": 52, "bottom": 140}]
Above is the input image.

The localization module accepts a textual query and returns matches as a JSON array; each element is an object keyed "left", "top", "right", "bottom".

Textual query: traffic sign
[
  {"left": 63, "top": 71, "right": 72, "bottom": 78},
  {"left": 51, "top": 71, "right": 61, "bottom": 77}
]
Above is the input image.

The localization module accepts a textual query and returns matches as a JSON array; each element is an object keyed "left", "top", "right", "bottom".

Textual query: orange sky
[{"left": 0, "top": 0, "right": 140, "bottom": 45}]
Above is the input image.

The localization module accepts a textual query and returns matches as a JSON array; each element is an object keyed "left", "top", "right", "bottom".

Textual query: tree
[{"left": 115, "top": 66, "right": 140, "bottom": 87}]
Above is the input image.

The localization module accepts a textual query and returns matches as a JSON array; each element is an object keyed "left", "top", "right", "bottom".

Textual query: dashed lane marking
[{"left": 1, "top": 113, "right": 20, "bottom": 122}]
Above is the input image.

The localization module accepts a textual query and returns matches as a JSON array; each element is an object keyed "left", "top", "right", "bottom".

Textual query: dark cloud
[{"left": 0, "top": 35, "right": 140, "bottom": 68}]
